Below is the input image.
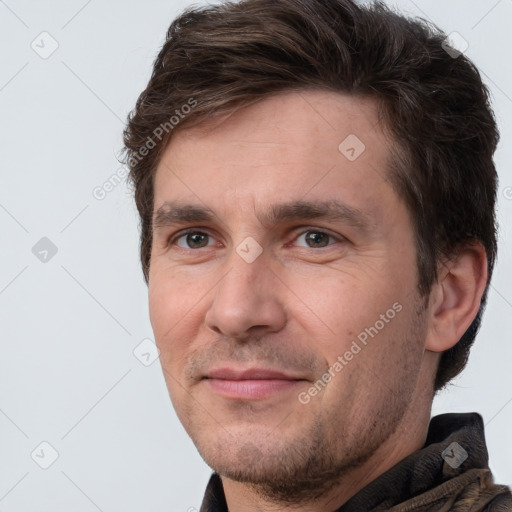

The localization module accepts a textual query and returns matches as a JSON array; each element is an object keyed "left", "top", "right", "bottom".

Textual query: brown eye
[
  {"left": 295, "top": 231, "right": 334, "bottom": 248},
  {"left": 175, "top": 231, "right": 212, "bottom": 249}
]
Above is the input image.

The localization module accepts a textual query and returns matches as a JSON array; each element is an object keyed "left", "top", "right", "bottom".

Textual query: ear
[{"left": 425, "top": 243, "right": 488, "bottom": 353}]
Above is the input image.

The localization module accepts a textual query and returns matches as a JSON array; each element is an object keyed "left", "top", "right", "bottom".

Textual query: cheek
[
  {"left": 148, "top": 270, "right": 191, "bottom": 350},
  {"left": 148, "top": 277, "right": 171, "bottom": 338},
  {"left": 148, "top": 276, "right": 198, "bottom": 407},
  {"left": 148, "top": 268, "right": 211, "bottom": 371},
  {"left": 289, "top": 270, "right": 409, "bottom": 362}
]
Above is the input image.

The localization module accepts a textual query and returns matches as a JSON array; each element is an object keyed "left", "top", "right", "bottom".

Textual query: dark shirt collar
[{"left": 199, "top": 412, "right": 492, "bottom": 512}]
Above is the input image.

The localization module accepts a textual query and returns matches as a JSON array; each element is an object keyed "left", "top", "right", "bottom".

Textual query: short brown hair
[{"left": 122, "top": 0, "right": 499, "bottom": 392}]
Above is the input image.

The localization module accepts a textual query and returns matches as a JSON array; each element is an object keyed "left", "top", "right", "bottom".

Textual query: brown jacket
[{"left": 199, "top": 413, "right": 512, "bottom": 511}]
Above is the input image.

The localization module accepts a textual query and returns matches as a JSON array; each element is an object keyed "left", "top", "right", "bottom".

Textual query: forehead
[{"left": 153, "top": 89, "right": 396, "bottom": 220}]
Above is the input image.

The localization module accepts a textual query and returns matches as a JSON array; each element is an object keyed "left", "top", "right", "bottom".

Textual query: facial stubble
[{"left": 172, "top": 301, "right": 429, "bottom": 506}]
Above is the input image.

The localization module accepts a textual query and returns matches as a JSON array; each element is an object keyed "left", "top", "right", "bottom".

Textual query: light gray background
[{"left": 1, "top": 0, "right": 511, "bottom": 510}]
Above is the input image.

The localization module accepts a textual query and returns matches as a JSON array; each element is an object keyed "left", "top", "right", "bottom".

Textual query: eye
[
  {"left": 173, "top": 230, "right": 215, "bottom": 249},
  {"left": 293, "top": 230, "right": 340, "bottom": 248}
]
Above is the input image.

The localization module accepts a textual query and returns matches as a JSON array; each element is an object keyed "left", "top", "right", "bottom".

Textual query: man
[{"left": 122, "top": 0, "right": 512, "bottom": 510}]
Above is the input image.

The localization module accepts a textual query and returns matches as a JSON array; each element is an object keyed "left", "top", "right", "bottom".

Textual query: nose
[{"left": 204, "top": 248, "right": 287, "bottom": 340}]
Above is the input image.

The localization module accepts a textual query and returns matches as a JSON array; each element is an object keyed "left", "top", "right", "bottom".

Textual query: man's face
[{"left": 148, "top": 90, "right": 431, "bottom": 499}]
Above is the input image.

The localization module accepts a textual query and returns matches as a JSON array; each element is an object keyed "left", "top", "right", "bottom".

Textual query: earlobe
[{"left": 425, "top": 243, "right": 488, "bottom": 353}]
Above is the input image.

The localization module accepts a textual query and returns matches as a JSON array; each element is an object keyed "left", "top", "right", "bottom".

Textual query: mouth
[{"left": 202, "top": 367, "right": 308, "bottom": 400}]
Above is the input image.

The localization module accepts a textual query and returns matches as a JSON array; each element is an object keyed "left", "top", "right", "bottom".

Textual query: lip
[
  {"left": 203, "top": 367, "right": 307, "bottom": 400},
  {"left": 205, "top": 368, "right": 302, "bottom": 380}
]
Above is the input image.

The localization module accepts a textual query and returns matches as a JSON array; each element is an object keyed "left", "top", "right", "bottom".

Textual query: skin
[{"left": 148, "top": 89, "right": 488, "bottom": 511}]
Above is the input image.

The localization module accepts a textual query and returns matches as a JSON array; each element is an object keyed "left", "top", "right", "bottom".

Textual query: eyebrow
[{"left": 152, "top": 199, "right": 374, "bottom": 233}]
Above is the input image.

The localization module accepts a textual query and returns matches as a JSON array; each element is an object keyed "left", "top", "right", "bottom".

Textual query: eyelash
[{"left": 168, "top": 227, "right": 344, "bottom": 251}]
